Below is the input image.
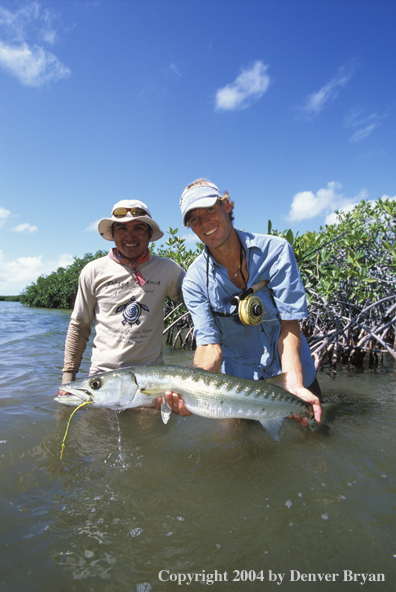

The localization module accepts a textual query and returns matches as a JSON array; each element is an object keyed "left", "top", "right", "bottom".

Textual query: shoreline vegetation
[
  {"left": 17, "top": 199, "right": 396, "bottom": 372},
  {"left": 0, "top": 295, "right": 20, "bottom": 301}
]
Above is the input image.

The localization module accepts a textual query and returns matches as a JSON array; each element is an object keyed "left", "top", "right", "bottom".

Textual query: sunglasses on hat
[{"left": 112, "top": 207, "right": 151, "bottom": 218}]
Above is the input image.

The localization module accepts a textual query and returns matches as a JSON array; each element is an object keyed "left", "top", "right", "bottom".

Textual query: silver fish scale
[
  {"left": 149, "top": 366, "right": 310, "bottom": 420},
  {"left": 58, "top": 364, "right": 325, "bottom": 440},
  {"left": 58, "top": 364, "right": 341, "bottom": 441}
]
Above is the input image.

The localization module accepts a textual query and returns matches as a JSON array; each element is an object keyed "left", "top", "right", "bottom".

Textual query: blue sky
[{"left": 0, "top": 0, "right": 395, "bottom": 296}]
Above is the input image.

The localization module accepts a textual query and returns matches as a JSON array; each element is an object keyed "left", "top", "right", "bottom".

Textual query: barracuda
[{"left": 55, "top": 365, "right": 340, "bottom": 441}]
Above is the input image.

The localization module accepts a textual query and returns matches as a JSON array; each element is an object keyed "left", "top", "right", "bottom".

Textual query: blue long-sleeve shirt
[{"left": 182, "top": 230, "right": 316, "bottom": 385}]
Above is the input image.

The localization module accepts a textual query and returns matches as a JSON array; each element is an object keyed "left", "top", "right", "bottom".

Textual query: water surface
[{"left": 0, "top": 302, "right": 395, "bottom": 591}]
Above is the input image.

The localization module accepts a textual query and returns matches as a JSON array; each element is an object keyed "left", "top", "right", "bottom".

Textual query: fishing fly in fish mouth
[{"left": 56, "top": 365, "right": 343, "bottom": 442}]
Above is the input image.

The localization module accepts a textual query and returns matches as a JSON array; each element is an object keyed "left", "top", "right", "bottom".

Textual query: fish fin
[
  {"left": 139, "top": 387, "right": 166, "bottom": 396},
  {"left": 308, "top": 402, "right": 352, "bottom": 432},
  {"left": 259, "top": 417, "right": 285, "bottom": 441},
  {"left": 161, "top": 397, "right": 172, "bottom": 424},
  {"left": 265, "top": 372, "right": 289, "bottom": 391}
]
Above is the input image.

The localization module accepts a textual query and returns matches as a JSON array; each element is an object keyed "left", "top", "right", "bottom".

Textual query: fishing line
[{"left": 60, "top": 401, "right": 93, "bottom": 459}]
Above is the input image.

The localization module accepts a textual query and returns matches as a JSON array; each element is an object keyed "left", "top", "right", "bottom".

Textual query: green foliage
[
  {"left": 268, "top": 199, "right": 396, "bottom": 367},
  {"left": 0, "top": 295, "right": 20, "bottom": 301},
  {"left": 151, "top": 227, "right": 204, "bottom": 271},
  {"left": 268, "top": 198, "right": 396, "bottom": 306},
  {"left": 18, "top": 196, "right": 395, "bottom": 354},
  {"left": 151, "top": 228, "right": 204, "bottom": 337},
  {"left": 18, "top": 228, "right": 204, "bottom": 310},
  {"left": 20, "top": 250, "right": 108, "bottom": 309}
]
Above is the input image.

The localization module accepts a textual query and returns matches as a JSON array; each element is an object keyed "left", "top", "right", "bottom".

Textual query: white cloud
[
  {"left": 85, "top": 220, "right": 101, "bottom": 232},
  {"left": 215, "top": 60, "right": 270, "bottom": 112},
  {"left": 324, "top": 203, "right": 360, "bottom": 226},
  {"left": 38, "top": 7, "right": 58, "bottom": 45},
  {"left": 287, "top": 181, "right": 368, "bottom": 223},
  {"left": 325, "top": 194, "right": 396, "bottom": 225},
  {"left": 303, "top": 62, "right": 355, "bottom": 116},
  {"left": 166, "top": 63, "right": 181, "bottom": 77},
  {"left": 58, "top": 253, "right": 74, "bottom": 268},
  {"left": 13, "top": 223, "right": 38, "bottom": 233},
  {"left": 0, "top": 2, "right": 56, "bottom": 44},
  {"left": 349, "top": 124, "right": 377, "bottom": 143},
  {"left": 0, "top": 40, "right": 70, "bottom": 86},
  {"left": 345, "top": 108, "right": 385, "bottom": 143},
  {"left": 0, "top": 2, "right": 70, "bottom": 87},
  {"left": 0, "top": 206, "right": 11, "bottom": 226},
  {"left": 0, "top": 250, "right": 74, "bottom": 295}
]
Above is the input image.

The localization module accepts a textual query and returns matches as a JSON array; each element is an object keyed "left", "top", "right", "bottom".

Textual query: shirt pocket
[{"left": 213, "top": 313, "right": 246, "bottom": 344}]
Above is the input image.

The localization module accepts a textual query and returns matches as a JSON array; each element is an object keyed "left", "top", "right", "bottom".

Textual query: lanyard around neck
[{"left": 205, "top": 248, "right": 239, "bottom": 318}]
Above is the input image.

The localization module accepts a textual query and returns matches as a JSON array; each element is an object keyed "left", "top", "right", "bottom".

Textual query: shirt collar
[
  {"left": 236, "top": 229, "right": 263, "bottom": 251},
  {"left": 205, "top": 230, "right": 260, "bottom": 269}
]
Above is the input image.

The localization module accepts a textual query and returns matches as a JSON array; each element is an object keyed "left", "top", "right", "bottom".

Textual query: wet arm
[{"left": 277, "top": 319, "right": 322, "bottom": 423}]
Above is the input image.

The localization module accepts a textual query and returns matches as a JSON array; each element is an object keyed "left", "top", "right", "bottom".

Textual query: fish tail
[{"left": 309, "top": 402, "right": 351, "bottom": 432}]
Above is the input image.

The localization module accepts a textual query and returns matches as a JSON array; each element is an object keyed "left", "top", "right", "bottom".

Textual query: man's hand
[
  {"left": 277, "top": 319, "right": 322, "bottom": 425},
  {"left": 193, "top": 343, "right": 222, "bottom": 372},
  {"left": 288, "top": 386, "right": 322, "bottom": 425},
  {"left": 155, "top": 392, "right": 192, "bottom": 417},
  {"left": 55, "top": 388, "right": 68, "bottom": 398},
  {"left": 152, "top": 344, "right": 223, "bottom": 419}
]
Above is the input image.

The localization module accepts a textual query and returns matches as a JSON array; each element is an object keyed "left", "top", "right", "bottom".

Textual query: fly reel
[
  {"left": 229, "top": 280, "right": 268, "bottom": 326},
  {"left": 238, "top": 294, "right": 264, "bottom": 326}
]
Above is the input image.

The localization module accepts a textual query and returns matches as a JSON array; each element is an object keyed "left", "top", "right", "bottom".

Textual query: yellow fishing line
[{"left": 60, "top": 401, "right": 93, "bottom": 459}]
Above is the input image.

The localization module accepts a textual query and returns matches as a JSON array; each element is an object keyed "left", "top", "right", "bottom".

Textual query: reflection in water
[{"left": 0, "top": 302, "right": 395, "bottom": 591}]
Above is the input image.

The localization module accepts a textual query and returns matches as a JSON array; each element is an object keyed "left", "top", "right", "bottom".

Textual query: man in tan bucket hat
[{"left": 61, "top": 199, "right": 185, "bottom": 385}]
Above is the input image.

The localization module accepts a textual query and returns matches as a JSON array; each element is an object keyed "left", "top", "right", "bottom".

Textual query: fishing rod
[{"left": 296, "top": 222, "right": 366, "bottom": 263}]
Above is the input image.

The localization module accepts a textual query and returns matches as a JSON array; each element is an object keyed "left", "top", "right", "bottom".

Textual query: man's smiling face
[
  {"left": 187, "top": 200, "right": 234, "bottom": 251},
  {"left": 113, "top": 220, "right": 152, "bottom": 261}
]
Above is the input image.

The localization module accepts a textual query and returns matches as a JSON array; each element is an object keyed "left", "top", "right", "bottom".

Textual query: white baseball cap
[{"left": 179, "top": 183, "right": 222, "bottom": 227}]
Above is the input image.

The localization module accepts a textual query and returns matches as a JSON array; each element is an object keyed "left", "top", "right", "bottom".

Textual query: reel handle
[{"left": 229, "top": 280, "right": 269, "bottom": 306}]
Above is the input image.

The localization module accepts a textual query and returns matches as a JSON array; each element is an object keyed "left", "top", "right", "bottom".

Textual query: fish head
[{"left": 55, "top": 368, "right": 151, "bottom": 409}]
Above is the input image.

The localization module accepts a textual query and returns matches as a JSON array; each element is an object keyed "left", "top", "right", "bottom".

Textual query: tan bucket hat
[{"left": 98, "top": 199, "right": 164, "bottom": 242}]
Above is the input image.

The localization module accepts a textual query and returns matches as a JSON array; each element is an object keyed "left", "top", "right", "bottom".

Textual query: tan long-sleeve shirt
[{"left": 62, "top": 253, "right": 184, "bottom": 383}]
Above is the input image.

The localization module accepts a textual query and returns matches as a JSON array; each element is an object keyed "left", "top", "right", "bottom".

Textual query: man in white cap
[
  {"left": 61, "top": 199, "right": 185, "bottom": 385},
  {"left": 168, "top": 178, "right": 322, "bottom": 426}
]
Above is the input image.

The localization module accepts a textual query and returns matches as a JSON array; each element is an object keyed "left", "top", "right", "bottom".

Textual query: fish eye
[{"left": 89, "top": 378, "right": 102, "bottom": 390}]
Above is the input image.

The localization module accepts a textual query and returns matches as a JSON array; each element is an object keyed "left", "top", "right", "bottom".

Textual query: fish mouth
[{"left": 55, "top": 387, "right": 92, "bottom": 406}]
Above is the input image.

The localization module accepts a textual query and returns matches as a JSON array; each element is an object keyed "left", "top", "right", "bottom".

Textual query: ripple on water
[{"left": 0, "top": 302, "right": 395, "bottom": 590}]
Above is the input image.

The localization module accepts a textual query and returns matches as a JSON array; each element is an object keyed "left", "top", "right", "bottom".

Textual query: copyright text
[{"left": 158, "top": 569, "right": 386, "bottom": 586}]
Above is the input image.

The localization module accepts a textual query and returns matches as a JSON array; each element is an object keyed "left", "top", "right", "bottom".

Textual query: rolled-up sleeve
[
  {"left": 266, "top": 240, "right": 308, "bottom": 320},
  {"left": 182, "top": 269, "right": 220, "bottom": 345}
]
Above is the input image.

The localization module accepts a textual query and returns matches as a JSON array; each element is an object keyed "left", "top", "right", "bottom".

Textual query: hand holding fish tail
[
  {"left": 280, "top": 365, "right": 322, "bottom": 423},
  {"left": 155, "top": 392, "right": 192, "bottom": 417},
  {"left": 277, "top": 319, "right": 322, "bottom": 424},
  {"left": 288, "top": 385, "right": 322, "bottom": 424}
]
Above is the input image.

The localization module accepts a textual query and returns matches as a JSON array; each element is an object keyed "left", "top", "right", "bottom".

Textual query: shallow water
[{"left": 0, "top": 302, "right": 395, "bottom": 592}]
